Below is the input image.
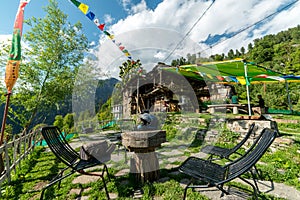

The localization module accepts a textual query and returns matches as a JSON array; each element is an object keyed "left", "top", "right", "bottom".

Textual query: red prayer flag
[{"left": 98, "top": 23, "right": 105, "bottom": 31}]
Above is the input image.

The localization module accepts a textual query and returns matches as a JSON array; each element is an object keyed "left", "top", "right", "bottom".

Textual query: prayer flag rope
[{"left": 69, "top": 0, "right": 133, "bottom": 60}]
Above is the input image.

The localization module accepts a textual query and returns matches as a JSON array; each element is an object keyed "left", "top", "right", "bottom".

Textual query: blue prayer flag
[{"left": 86, "top": 11, "right": 95, "bottom": 20}]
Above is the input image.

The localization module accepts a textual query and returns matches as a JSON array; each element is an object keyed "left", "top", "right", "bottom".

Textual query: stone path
[{"left": 67, "top": 132, "right": 300, "bottom": 200}]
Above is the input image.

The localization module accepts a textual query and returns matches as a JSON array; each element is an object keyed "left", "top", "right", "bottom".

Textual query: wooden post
[
  {"left": 13, "top": 135, "right": 17, "bottom": 173},
  {"left": 0, "top": 93, "right": 11, "bottom": 174},
  {"left": 4, "top": 141, "right": 10, "bottom": 183}
]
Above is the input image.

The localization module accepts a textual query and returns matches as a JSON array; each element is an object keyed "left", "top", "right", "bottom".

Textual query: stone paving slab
[
  {"left": 68, "top": 131, "right": 300, "bottom": 200},
  {"left": 72, "top": 174, "right": 99, "bottom": 184},
  {"left": 178, "top": 177, "right": 300, "bottom": 200},
  {"left": 235, "top": 179, "right": 300, "bottom": 200}
]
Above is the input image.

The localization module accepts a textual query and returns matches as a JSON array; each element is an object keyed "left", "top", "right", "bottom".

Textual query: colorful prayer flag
[
  {"left": 216, "top": 76, "right": 224, "bottom": 81},
  {"left": 68, "top": 0, "right": 134, "bottom": 60},
  {"left": 5, "top": 0, "right": 30, "bottom": 92},
  {"left": 70, "top": 0, "right": 80, "bottom": 7},
  {"left": 108, "top": 34, "right": 114, "bottom": 39},
  {"left": 206, "top": 74, "right": 213, "bottom": 79},
  {"left": 224, "top": 76, "right": 231, "bottom": 82},
  {"left": 229, "top": 76, "right": 238, "bottom": 82},
  {"left": 268, "top": 76, "right": 285, "bottom": 81},
  {"left": 255, "top": 74, "right": 268, "bottom": 78},
  {"left": 246, "top": 77, "right": 251, "bottom": 86},
  {"left": 236, "top": 76, "right": 246, "bottom": 85},
  {"left": 93, "top": 18, "right": 100, "bottom": 26},
  {"left": 86, "top": 11, "right": 95, "bottom": 20},
  {"left": 98, "top": 24, "right": 105, "bottom": 31},
  {"left": 103, "top": 31, "right": 110, "bottom": 36},
  {"left": 197, "top": 71, "right": 204, "bottom": 77},
  {"left": 78, "top": 3, "right": 89, "bottom": 14}
]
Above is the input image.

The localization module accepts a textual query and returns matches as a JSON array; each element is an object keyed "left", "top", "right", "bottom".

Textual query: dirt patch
[{"left": 34, "top": 181, "right": 48, "bottom": 190}]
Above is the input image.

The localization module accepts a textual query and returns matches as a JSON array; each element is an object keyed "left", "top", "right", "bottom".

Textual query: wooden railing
[{"left": 0, "top": 130, "right": 42, "bottom": 187}]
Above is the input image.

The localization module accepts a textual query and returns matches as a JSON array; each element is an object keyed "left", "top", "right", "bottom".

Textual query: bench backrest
[
  {"left": 41, "top": 126, "right": 79, "bottom": 166},
  {"left": 226, "top": 128, "right": 277, "bottom": 181},
  {"left": 230, "top": 123, "right": 255, "bottom": 153}
]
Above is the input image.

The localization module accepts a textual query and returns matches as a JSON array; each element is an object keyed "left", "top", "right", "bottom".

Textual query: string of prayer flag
[{"left": 69, "top": 0, "right": 133, "bottom": 60}]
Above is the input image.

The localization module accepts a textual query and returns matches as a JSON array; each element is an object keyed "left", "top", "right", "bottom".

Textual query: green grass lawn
[{"left": 2, "top": 114, "right": 300, "bottom": 199}]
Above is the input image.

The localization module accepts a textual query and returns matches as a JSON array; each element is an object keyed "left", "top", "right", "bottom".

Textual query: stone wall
[
  {"left": 196, "top": 118, "right": 293, "bottom": 152},
  {"left": 226, "top": 119, "right": 279, "bottom": 135}
]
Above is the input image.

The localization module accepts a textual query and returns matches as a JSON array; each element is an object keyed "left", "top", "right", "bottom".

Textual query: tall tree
[
  {"left": 240, "top": 46, "right": 245, "bottom": 55},
  {"left": 171, "top": 57, "right": 190, "bottom": 66},
  {"left": 119, "top": 59, "right": 143, "bottom": 80},
  {"left": 227, "top": 49, "right": 234, "bottom": 59},
  {"left": 247, "top": 43, "right": 253, "bottom": 52},
  {"left": 187, "top": 53, "right": 197, "bottom": 64},
  {"left": 11, "top": 0, "right": 88, "bottom": 133}
]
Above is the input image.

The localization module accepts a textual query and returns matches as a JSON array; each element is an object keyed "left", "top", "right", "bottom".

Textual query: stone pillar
[
  {"left": 130, "top": 151, "right": 159, "bottom": 183},
  {"left": 122, "top": 130, "right": 166, "bottom": 183}
]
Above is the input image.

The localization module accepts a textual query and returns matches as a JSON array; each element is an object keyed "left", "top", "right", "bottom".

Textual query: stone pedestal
[
  {"left": 122, "top": 130, "right": 166, "bottom": 183},
  {"left": 130, "top": 151, "right": 159, "bottom": 183}
]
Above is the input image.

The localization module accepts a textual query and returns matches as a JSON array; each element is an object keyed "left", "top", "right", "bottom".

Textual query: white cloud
[
  {"left": 154, "top": 51, "right": 165, "bottom": 60},
  {"left": 94, "top": 0, "right": 300, "bottom": 79},
  {"left": 104, "top": 14, "right": 114, "bottom": 24},
  {"left": 131, "top": 0, "right": 148, "bottom": 14},
  {"left": 0, "top": 35, "right": 12, "bottom": 45},
  {"left": 89, "top": 41, "right": 96, "bottom": 46},
  {"left": 119, "top": 0, "right": 149, "bottom": 14}
]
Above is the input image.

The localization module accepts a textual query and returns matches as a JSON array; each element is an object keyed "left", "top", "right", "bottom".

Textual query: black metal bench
[
  {"left": 200, "top": 123, "right": 255, "bottom": 160},
  {"left": 200, "top": 123, "right": 264, "bottom": 190},
  {"left": 40, "top": 126, "right": 111, "bottom": 200},
  {"left": 179, "top": 128, "right": 277, "bottom": 200}
]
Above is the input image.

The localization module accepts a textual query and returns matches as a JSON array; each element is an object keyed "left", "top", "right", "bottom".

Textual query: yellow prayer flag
[
  {"left": 236, "top": 76, "right": 246, "bottom": 85},
  {"left": 206, "top": 74, "right": 213, "bottom": 79},
  {"left": 78, "top": 3, "right": 89, "bottom": 14},
  {"left": 109, "top": 34, "right": 115, "bottom": 40}
]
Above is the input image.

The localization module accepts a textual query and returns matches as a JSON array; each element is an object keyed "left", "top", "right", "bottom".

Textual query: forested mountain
[
  {"left": 0, "top": 78, "right": 119, "bottom": 134},
  {"left": 95, "top": 78, "right": 119, "bottom": 112},
  {"left": 208, "top": 25, "right": 300, "bottom": 75}
]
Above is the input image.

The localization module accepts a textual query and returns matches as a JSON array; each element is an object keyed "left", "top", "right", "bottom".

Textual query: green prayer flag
[
  {"left": 70, "top": 0, "right": 81, "bottom": 7},
  {"left": 246, "top": 77, "right": 251, "bottom": 86}
]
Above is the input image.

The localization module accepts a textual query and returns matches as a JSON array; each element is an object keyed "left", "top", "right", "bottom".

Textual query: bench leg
[{"left": 40, "top": 170, "right": 74, "bottom": 200}]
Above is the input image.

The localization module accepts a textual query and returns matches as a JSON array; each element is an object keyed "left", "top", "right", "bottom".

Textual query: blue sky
[
  {"left": 1, "top": 0, "right": 300, "bottom": 79},
  {"left": 0, "top": 0, "right": 145, "bottom": 42}
]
